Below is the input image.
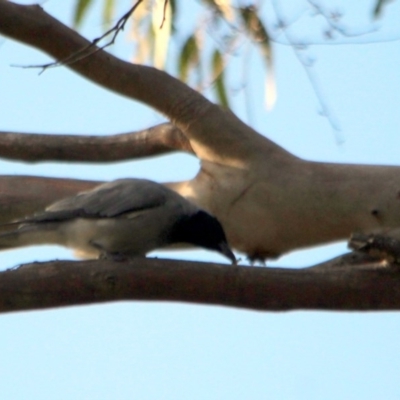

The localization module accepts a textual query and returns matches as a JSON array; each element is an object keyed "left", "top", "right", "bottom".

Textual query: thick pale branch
[
  {"left": 0, "top": 176, "right": 98, "bottom": 224},
  {"left": 0, "top": 1, "right": 281, "bottom": 164},
  {"left": 1, "top": 257, "right": 400, "bottom": 313},
  {"left": 0, "top": 123, "right": 193, "bottom": 163}
]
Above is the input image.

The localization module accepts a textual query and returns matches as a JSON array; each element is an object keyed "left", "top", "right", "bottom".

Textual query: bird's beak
[{"left": 218, "top": 241, "right": 237, "bottom": 265}]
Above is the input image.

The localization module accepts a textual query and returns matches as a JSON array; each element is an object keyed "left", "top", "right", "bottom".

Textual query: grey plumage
[{"left": 0, "top": 179, "right": 236, "bottom": 263}]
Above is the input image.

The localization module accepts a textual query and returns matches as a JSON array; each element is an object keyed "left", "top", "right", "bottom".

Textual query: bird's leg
[
  {"left": 98, "top": 251, "right": 131, "bottom": 262},
  {"left": 247, "top": 254, "right": 267, "bottom": 267},
  {"left": 90, "top": 240, "right": 134, "bottom": 262}
]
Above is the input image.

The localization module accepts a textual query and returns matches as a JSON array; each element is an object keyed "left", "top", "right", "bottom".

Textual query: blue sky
[{"left": 1, "top": 1, "right": 400, "bottom": 399}]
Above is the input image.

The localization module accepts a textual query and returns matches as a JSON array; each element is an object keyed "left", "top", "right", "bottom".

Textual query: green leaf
[
  {"left": 239, "top": 6, "right": 271, "bottom": 60},
  {"left": 73, "top": 0, "right": 94, "bottom": 27},
  {"left": 102, "top": 0, "right": 115, "bottom": 28},
  {"left": 201, "top": 0, "right": 233, "bottom": 20},
  {"left": 169, "top": 0, "right": 178, "bottom": 33},
  {"left": 178, "top": 35, "right": 199, "bottom": 81},
  {"left": 152, "top": 0, "right": 172, "bottom": 69},
  {"left": 240, "top": 6, "right": 275, "bottom": 110},
  {"left": 373, "top": 0, "right": 394, "bottom": 19},
  {"left": 214, "top": 75, "right": 229, "bottom": 108},
  {"left": 212, "top": 50, "right": 229, "bottom": 108},
  {"left": 201, "top": 0, "right": 221, "bottom": 14}
]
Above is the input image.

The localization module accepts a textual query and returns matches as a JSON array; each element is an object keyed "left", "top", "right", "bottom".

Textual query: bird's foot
[
  {"left": 99, "top": 251, "right": 130, "bottom": 262},
  {"left": 247, "top": 250, "right": 280, "bottom": 266}
]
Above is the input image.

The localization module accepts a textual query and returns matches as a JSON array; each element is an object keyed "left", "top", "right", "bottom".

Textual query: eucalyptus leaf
[{"left": 73, "top": 0, "right": 94, "bottom": 27}]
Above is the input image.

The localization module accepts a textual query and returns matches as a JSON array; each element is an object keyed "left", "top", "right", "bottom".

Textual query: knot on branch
[{"left": 349, "top": 233, "right": 400, "bottom": 265}]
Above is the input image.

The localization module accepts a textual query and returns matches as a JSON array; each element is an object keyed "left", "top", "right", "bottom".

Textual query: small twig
[
  {"left": 271, "top": 0, "right": 341, "bottom": 132},
  {"left": 159, "top": 0, "right": 169, "bottom": 29},
  {"left": 269, "top": 34, "right": 400, "bottom": 47},
  {"left": 269, "top": 2, "right": 399, "bottom": 46},
  {"left": 307, "top": 0, "right": 379, "bottom": 39},
  {"left": 19, "top": 0, "right": 144, "bottom": 73}
]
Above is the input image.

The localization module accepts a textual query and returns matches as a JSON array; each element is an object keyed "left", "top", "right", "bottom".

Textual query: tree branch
[
  {"left": 1, "top": 256, "right": 400, "bottom": 313},
  {"left": 0, "top": 176, "right": 98, "bottom": 224},
  {"left": 0, "top": 1, "right": 281, "bottom": 165},
  {"left": 0, "top": 123, "right": 193, "bottom": 163},
  {"left": 0, "top": 2, "right": 201, "bottom": 119},
  {"left": 38, "top": 0, "right": 145, "bottom": 71}
]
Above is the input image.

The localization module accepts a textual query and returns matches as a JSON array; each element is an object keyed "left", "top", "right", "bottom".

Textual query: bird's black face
[{"left": 172, "top": 211, "right": 236, "bottom": 264}]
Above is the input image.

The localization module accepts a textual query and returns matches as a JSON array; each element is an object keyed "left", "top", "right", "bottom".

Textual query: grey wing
[{"left": 22, "top": 179, "right": 171, "bottom": 223}]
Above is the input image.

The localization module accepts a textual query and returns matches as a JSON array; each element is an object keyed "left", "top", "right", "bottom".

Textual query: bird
[{"left": 0, "top": 178, "right": 236, "bottom": 263}]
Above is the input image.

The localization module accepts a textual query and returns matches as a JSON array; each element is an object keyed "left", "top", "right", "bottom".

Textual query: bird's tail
[{"left": 0, "top": 223, "right": 60, "bottom": 250}]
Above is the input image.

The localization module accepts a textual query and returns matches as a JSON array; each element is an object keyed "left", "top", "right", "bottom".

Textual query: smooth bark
[
  {"left": 0, "top": 123, "right": 193, "bottom": 162},
  {"left": 1, "top": 256, "right": 399, "bottom": 313}
]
